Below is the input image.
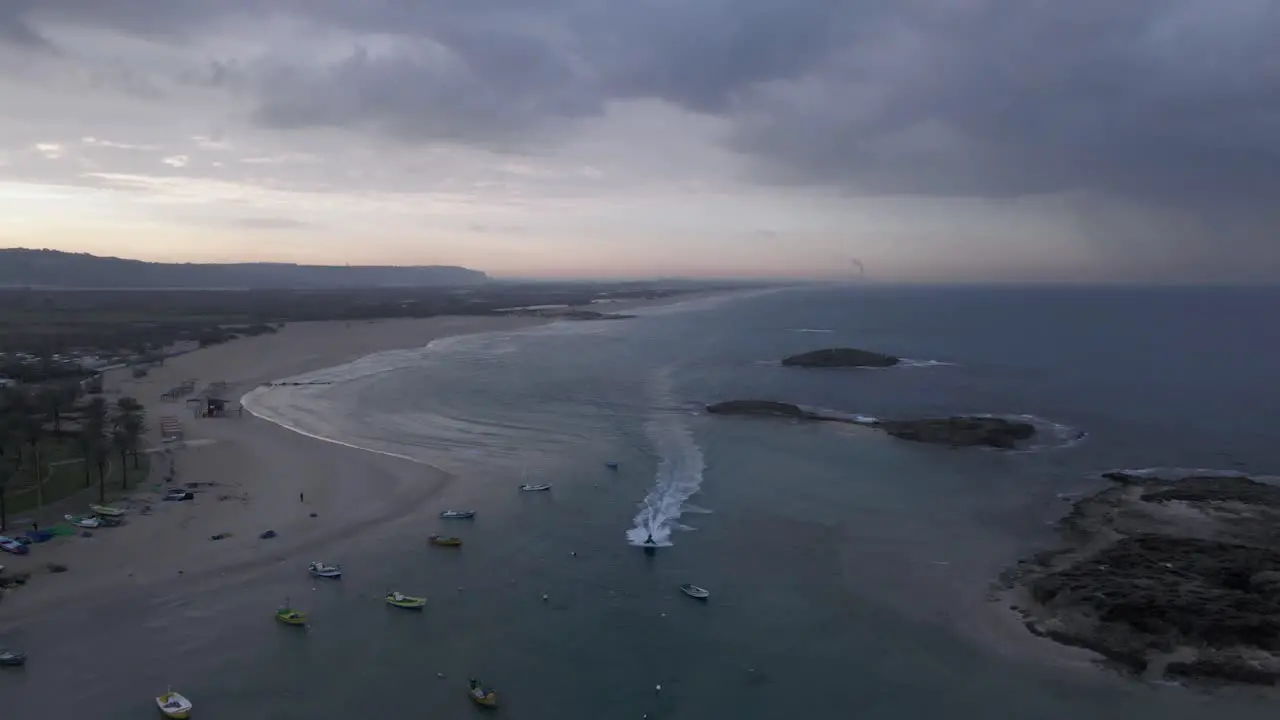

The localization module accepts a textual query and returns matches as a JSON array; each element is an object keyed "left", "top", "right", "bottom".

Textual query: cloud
[
  {"left": 161, "top": 155, "right": 189, "bottom": 168},
  {"left": 1, "top": 0, "right": 1278, "bottom": 279},
  {"left": 34, "top": 142, "right": 64, "bottom": 159},
  {"left": 232, "top": 216, "right": 311, "bottom": 229}
]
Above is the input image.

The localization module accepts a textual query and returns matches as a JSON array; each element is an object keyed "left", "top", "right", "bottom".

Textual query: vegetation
[
  {"left": 0, "top": 280, "right": 734, "bottom": 355},
  {"left": 0, "top": 382, "right": 148, "bottom": 529}
]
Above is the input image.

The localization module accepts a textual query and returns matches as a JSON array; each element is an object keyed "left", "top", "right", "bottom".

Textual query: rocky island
[
  {"left": 781, "top": 347, "right": 900, "bottom": 368},
  {"left": 704, "top": 400, "right": 1037, "bottom": 449},
  {"left": 1000, "top": 470, "right": 1280, "bottom": 686}
]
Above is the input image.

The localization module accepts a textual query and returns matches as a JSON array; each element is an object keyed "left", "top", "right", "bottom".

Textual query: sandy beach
[{"left": 0, "top": 315, "right": 547, "bottom": 628}]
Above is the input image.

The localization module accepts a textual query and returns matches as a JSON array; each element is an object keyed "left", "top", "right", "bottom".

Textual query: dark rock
[
  {"left": 781, "top": 348, "right": 900, "bottom": 368},
  {"left": 1140, "top": 475, "right": 1280, "bottom": 507},
  {"left": 873, "top": 416, "right": 1036, "bottom": 449},
  {"left": 705, "top": 400, "right": 810, "bottom": 419},
  {"left": 1166, "top": 658, "right": 1280, "bottom": 686}
]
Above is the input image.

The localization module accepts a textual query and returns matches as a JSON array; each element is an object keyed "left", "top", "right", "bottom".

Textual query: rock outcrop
[
  {"left": 1000, "top": 471, "right": 1280, "bottom": 686},
  {"left": 705, "top": 400, "right": 813, "bottom": 419},
  {"left": 705, "top": 401, "right": 1036, "bottom": 449},
  {"left": 781, "top": 347, "right": 900, "bottom": 368},
  {"left": 875, "top": 417, "right": 1036, "bottom": 449}
]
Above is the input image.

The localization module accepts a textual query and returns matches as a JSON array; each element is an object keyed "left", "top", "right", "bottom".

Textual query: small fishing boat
[
  {"left": 428, "top": 535, "right": 462, "bottom": 547},
  {"left": 65, "top": 514, "right": 102, "bottom": 529},
  {"left": 468, "top": 678, "right": 498, "bottom": 707},
  {"left": 164, "top": 489, "right": 194, "bottom": 502},
  {"left": 308, "top": 561, "right": 342, "bottom": 578},
  {"left": 90, "top": 504, "right": 126, "bottom": 517},
  {"left": 518, "top": 483, "right": 552, "bottom": 492},
  {"left": 0, "top": 649, "right": 27, "bottom": 667},
  {"left": 0, "top": 537, "right": 29, "bottom": 555},
  {"left": 439, "top": 510, "right": 475, "bottom": 519},
  {"left": 385, "top": 591, "right": 427, "bottom": 610},
  {"left": 605, "top": 461, "right": 619, "bottom": 470},
  {"left": 155, "top": 688, "right": 193, "bottom": 719},
  {"left": 680, "top": 583, "right": 710, "bottom": 600},
  {"left": 275, "top": 598, "right": 308, "bottom": 626}
]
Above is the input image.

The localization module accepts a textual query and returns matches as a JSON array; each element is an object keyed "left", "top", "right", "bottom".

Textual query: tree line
[{"left": 0, "top": 381, "right": 148, "bottom": 531}]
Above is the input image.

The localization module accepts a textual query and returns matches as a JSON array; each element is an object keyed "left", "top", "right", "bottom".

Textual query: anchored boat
[
  {"left": 468, "top": 678, "right": 498, "bottom": 707},
  {"left": 680, "top": 583, "right": 710, "bottom": 600},
  {"left": 90, "top": 504, "right": 126, "bottom": 517},
  {"left": 439, "top": 510, "right": 475, "bottom": 519},
  {"left": 518, "top": 483, "right": 552, "bottom": 492},
  {"left": 275, "top": 598, "right": 308, "bottom": 626},
  {"left": 428, "top": 535, "right": 462, "bottom": 547},
  {"left": 0, "top": 649, "right": 27, "bottom": 667},
  {"left": 155, "top": 689, "right": 193, "bottom": 719},
  {"left": 385, "top": 591, "right": 427, "bottom": 610},
  {"left": 308, "top": 561, "right": 342, "bottom": 578}
]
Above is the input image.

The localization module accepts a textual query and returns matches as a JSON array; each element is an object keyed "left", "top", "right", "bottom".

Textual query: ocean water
[{"left": 9, "top": 284, "right": 1280, "bottom": 718}]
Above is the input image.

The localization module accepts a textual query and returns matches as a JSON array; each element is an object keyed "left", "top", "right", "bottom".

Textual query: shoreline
[
  {"left": 0, "top": 315, "right": 549, "bottom": 629},
  {"left": 1, "top": 288, "right": 742, "bottom": 629}
]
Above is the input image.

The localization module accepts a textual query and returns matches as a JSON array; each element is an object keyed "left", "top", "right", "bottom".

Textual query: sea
[{"left": 6, "top": 283, "right": 1280, "bottom": 718}]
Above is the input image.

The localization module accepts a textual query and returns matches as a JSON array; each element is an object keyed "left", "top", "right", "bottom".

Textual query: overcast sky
[{"left": 1, "top": 1, "right": 1277, "bottom": 281}]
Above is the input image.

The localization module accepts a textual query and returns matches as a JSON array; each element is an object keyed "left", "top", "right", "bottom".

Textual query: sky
[{"left": 1, "top": 1, "right": 1277, "bottom": 282}]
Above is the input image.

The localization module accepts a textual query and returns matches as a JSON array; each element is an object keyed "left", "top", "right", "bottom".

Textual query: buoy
[
  {"left": 542, "top": 593, "right": 549, "bottom": 602},
  {"left": 571, "top": 551, "right": 577, "bottom": 557},
  {"left": 655, "top": 684, "right": 662, "bottom": 694}
]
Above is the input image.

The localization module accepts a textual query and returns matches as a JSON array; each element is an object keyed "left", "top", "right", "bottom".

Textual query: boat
[
  {"left": 98, "top": 514, "right": 125, "bottom": 527},
  {"left": 385, "top": 591, "right": 427, "bottom": 610},
  {"left": 275, "top": 598, "right": 308, "bottom": 626},
  {"left": 65, "top": 514, "right": 102, "bottom": 529},
  {"left": 164, "top": 489, "right": 194, "bottom": 502},
  {"left": 605, "top": 461, "right": 619, "bottom": 470},
  {"left": 518, "top": 483, "right": 552, "bottom": 492},
  {"left": 468, "top": 678, "right": 498, "bottom": 707},
  {"left": 155, "top": 689, "right": 193, "bottom": 719},
  {"left": 90, "top": 504, "right": 126, "bottom": 517},
  {"left": 680, "top": 583, "right": 710, "bottom": 600},
  {"left": 428, "top": 535, "right": 462, "bottom": 547},
  {"left": 439, "top": 510, "right": 475, "bottom": 519},
  {"left": 642, "top": 534, "right": 658, "bottom": 556},
  {"left": 0, "top": 649, "right": 27, "bottom": 667},
  {"left": 308, "top": 561, "right": 342, "bottom": 578},
  {"left": 0, "top": 537, "right": 28, "bottom": 555}
]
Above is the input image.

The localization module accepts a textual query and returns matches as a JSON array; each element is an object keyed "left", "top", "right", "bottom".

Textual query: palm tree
[
  {"left": 91, "top": 436, "right": 109, "bottom": 504},
  {"left": 112, "top": 428, "right": 131, "bottom": 490},
  {"left": 80, "top": 397, "right": 107, "bottom": 488},
  {"left": 0, "top": 462, "right": 9, "bottom": 532},
  {"left": 113, "top": 396, "right": 147, "bottom": 472},
  {"left": 20, "top": 412, "right": 44, "bottom": 512}
]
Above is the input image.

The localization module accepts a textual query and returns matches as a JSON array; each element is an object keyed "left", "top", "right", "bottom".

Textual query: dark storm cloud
[{"left": 5, "top": 0, "right": 1280, "bottom": 273}]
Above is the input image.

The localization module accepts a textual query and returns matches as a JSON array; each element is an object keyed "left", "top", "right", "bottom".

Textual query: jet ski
[{"left": 642, "top": 534, "right": 657, "bottom": 555}]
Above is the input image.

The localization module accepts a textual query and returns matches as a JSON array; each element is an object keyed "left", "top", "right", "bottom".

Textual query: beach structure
[{"left": 159, "top": 416, "right": 183, "bottom": 441}]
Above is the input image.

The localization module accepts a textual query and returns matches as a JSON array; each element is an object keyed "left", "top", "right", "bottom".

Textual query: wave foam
[
  {"left": 627, "top": 368, "right": 707, "bottom": 547},
  {"left": 1095, "top": 467, "right": 1280, "bottom": 483}
]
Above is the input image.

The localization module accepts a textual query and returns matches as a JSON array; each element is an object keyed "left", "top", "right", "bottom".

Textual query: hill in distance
[{"left": 0, "top": 248, "right": 489, "bottom": 289}]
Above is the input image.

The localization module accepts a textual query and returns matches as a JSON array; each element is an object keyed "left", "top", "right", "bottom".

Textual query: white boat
[
  {"left": 65, "top": 514, "right": 101, "bottom": 529},
  {"left": 155, "top": 689, "right": 193, "bottom": 719},
  {"left": 308, "top": 561, "right": 342, "bottom": 579},
  {"left": 518, "top": 483, "right": 552, "bottom": 492},
  {"left": 680, "top": 584, "right": 710, "bottom": 600},
  {"left": 439, "top": 510, "right": 476, "bottom": 519},
  {"left": 0, "top": 649, "right": 26, "bottom": 666}
]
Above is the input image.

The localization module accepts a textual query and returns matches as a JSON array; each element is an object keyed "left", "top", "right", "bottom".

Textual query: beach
[{"left": 0, "top": 315, "right": 547, "bottom": 626}]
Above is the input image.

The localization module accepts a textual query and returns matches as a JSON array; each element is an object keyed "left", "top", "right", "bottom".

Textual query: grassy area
[{"left": 2, "top": 441, "right": 150, "bottom": 515}]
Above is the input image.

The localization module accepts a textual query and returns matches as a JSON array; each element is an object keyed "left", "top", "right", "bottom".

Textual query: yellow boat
[
  {"left": 385, "top": 591, "right": 426, "bottom": 610},
  {"left": 155, "top": 689, "right": 193, "bottom": 719},
  {"left": 468, "top": 678, "right": 497, "bottom": 707},
  {"left": 428, "top": 534, "right": 462, "bottom": 547},
  {"left": 275, "top": 597, "right": 308, "bottom": 626}
]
